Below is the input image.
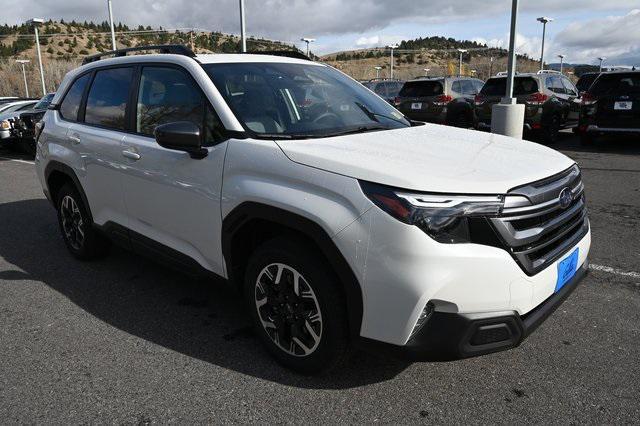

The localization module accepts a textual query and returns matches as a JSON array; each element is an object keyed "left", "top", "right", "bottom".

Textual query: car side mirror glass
[{"left": 155, "top": 121, "right": 207, "bottom": 159}]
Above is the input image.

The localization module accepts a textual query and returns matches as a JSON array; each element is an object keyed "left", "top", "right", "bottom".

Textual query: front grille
[{"left": 490, "top": 165, "right": 589, "bottom": 275}]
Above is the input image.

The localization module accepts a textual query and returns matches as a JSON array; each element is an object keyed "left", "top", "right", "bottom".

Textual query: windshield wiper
[
  {"left": 317, "top": 124, "right": 389, "bottom": 138},
  {"left": 354, "top": 102, "right": 409, "bottom": 126}
]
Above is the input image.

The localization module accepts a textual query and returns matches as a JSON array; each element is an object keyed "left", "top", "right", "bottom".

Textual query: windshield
[
  {"left": 480, "top": 77, "right": 538, "bottom": 96},
  {"left": 34, "top": 93, "right": 54, "bottom": 110},
  {"left": 399, "top": 80, "right": 444, "bottom": 97},
  {"left": 203, "top": 62, "right": 410, "bottom": 139}
]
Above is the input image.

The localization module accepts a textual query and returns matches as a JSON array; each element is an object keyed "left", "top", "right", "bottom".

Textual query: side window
[
  {"left": 85, "top": 67, "right": 133, "bottom": 130},
  {"left": 136, "top": 66, "right": 224, "bottom": 145},
  {"left": 451, "top": 81, "right": 462, "bottom": 93},
  {"left": 562, "top": 78, "right": 578, "bottom": 96},
  {"left": 60, "top": 73, "right": 90, "bottom": 121}
]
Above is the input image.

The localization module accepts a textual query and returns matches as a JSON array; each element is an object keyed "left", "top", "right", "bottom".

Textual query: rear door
[
  {"left": 72, "top": 66, "right": 133, "bottom": 228},
  {"left": 591, "top": 73, "right": 640, "bottom": 129},
  {"left": 120, "top": 64, "right": 229, "bottom": 275}
]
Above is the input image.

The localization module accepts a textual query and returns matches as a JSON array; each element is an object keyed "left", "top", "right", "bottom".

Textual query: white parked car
[
  {"left": 35, "top": 46, "right": 590, "bottom": 374},
  {"left": 0, "top": 100, "right": 38, "bottom": 141}
]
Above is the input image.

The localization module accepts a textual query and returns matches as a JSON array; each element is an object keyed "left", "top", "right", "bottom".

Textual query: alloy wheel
[
  {"left": 60, "top": 195, "right": 85, "bottom": 250},
  {"left": 254, "top": 263, "right": 323, "bottom": 357}
]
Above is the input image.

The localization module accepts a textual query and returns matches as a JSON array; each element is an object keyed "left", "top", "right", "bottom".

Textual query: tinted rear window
[
  {"left": 480, "top": 77, "right": 538, "bottom": 96},
  {"left": 590, "top": 73, "right": 640, "bottom": 96},
  {"left": 399, "top": 80, "right": 444, "bottom": 97}
]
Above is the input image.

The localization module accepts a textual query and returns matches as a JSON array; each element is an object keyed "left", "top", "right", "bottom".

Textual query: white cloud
[{"left": 553, "top": 9, "right": 640, "bottom": 65}]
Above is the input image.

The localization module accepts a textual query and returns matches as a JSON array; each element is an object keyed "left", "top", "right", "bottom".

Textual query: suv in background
[
  {"left": 35, "top": 46, "right": 590, "bottom": 374},
  {"left": 576, "top": 72, "right": 601, "bottom": 95},
  {"left": 363, "top": 79, "right": 404, "bottom": 105},
  {"left": 475, "top": 71, "right": 581, "bottom": 143},
  {"left": 396, "top": 77, "right": 484, "bottom": 127},
  {"left": 579, "top": 70, "right": 640, "bottom": 144}
]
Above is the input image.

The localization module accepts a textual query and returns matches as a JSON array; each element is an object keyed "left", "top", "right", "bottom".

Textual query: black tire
[
  {"left": 452, "top": 111, "right": 473, "bottom": 129},
  {"left": 56, "top": 183, "right": 110, "bottom": 260},
  {"left": 540, "top": 115, "right": 561, "bottom": 144},
  {"left": 18, "top": 138, "right": 36, "bottom": 158},
  {"left": 243, "top": 237, "right": 350, "bottom": 375}
]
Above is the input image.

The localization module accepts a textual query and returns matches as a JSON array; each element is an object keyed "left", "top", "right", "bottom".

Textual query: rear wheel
[
  {"left": 56, "top": 183, "right": 110, "bottom": 260},
  {"left": 244, "top": 237, "right": 350, "bottom": 374}
]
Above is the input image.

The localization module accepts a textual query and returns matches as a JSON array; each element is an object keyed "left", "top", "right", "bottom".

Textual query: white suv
[{"left": 35, "top": 46, "right": 591, "bottom": 374}]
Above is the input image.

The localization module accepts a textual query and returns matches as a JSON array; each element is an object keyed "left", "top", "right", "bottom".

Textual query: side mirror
[{"left": 155, "top": 121, "right": 207, "bottom": 159}]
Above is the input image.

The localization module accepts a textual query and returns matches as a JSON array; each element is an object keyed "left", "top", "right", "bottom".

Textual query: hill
[{"left": 0, "top": 20, "right": 300, "bottom": 96}]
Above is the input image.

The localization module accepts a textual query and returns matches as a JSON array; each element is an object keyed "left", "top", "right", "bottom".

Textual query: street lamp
[
  {"left": 558, "top": 54, "right": 565, "bottom": 74},
  {"left": 423, "top": 68, "right": 430, "bottom": 77},
  {"left": 387, "top": 44, "right": 399, "bottom": 79},
  {"left": 107, "top": 0, "right": 117, "bottom": 50},
  {"left": 598, "top": 57, "right": 606, "bottom": 72},
  {"left": 537, "top": 16, "right": 553, "bottom": 70},
  {"left": 457, "top": 49, "right": 467, "bottom": 77},
  {"left": 26, "top": 18, "right": 46, "bottom": 96},
  {"left": 16, "top": 60, "right": 30, "bottom": 98},
  {"left": 239, "top": 0, "right": 247, "bottom": 52},
  {"left": 374, "top": 66, "right": 382, "bottom": 79},
  {"left": 489, "top": 56, "right": 495, "bottom": 77},
  {"left": 301, "top": 38, "right": 315, "bottom": 58}
]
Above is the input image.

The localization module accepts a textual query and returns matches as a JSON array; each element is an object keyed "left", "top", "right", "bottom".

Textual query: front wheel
[{"left": 244, "top": 237, "right": 350, "bottom": 374}]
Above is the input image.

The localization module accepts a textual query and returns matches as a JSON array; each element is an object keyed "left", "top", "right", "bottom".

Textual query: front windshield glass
[
  {"left": 34, "top": 93, "right": 54, "bottom": 110},
  {"left": 203, "top": 62, "right": 410, "bottom": 139}
]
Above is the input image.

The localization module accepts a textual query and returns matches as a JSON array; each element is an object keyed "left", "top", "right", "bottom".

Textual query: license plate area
[
  {"left": 411, "top": 103, "right": 423, "bottom": 110},
  {"left": 556, "top": 248, "right": 579, "bottom": 292},
  {"left": 614, "top": 101, "right": 632, "bottom": 110}
]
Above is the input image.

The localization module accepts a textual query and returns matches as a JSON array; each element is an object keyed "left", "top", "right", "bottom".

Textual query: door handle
[
  {"left": 68, "top": 134, "right": 81, "bottom": 144},
  {"left": 122, "top": 150, "right": 141, "bottom": 161}
]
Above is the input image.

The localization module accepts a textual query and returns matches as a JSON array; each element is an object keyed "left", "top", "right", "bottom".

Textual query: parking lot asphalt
[{"left": 1, "top": 132, "right": 639, "bottom": 424}]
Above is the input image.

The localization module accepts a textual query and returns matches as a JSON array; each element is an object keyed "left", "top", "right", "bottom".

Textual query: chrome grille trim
[{"left": 490, "top": 165, "right": 589, "bottom": 275}]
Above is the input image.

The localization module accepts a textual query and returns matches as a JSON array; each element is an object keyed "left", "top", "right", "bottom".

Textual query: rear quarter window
[{"left": 60, "top": 73, "right": 91, "bottom": 121}]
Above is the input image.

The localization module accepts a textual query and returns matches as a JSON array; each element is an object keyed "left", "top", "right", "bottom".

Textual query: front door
[{"left": 120, "top": 65, "right": 229, "bottom": 275}]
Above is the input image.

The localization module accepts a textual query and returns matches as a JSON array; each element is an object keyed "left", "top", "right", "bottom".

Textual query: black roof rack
[
  {"left": 244, "top": 50, "right": 311, "bottom": 61},
  {"left": 82, "top": 44, "right": 196, "bottom": 65}
]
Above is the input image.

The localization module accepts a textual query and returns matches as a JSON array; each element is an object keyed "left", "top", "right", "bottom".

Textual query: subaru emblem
[{"left": 558, "top": 187, "right": 573, "bottom": 209}]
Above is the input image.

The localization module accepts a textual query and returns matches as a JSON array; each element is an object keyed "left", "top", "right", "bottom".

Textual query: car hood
[{"left": 275, "top": 124, "right": 575, "bottom": 194}]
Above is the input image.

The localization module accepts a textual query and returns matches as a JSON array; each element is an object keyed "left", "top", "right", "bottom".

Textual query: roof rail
[
  {"left": 243, "top": 50, "right": 311, "bottom": 61},
  {"left": 536, "top": 69, "right": 562, "bottom": 75},
  {"left": 82, "top": 44, "right": 196, "bottom": 65}
]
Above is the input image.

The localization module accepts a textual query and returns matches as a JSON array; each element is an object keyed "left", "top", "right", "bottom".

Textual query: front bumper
[{"left": 357, "top": 259, "right": 589, "bottom": 361}]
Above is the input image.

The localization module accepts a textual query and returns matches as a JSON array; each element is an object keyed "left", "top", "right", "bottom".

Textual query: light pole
[
  {"left": 537, "top": 16, "right": 553, "bottom": 70},
  {"left": 489, "top": 56, "right": 495, "bottom": 77},
  {"left": 374, "top": 66, "right": 382, "bottom": 79},
  {"left": 491, "top": 0, "right": 525, "bottom": 139},
  {"left": 107, "top": 0, "right": 117, "bottom": 50},
  {"left": 239, "top": 0, "right": 247, "bottom": 52},
  {"left": 598, "top": 57, "right": 606, "bottom": 72},
  {"left": 300, "top": 38, "right": 315, "bottom": 58},
  {"left": 457, "top": 49, "right": 467, "bottom": 77},
  {"left": 16, "top": 60, "right": 30, "bottom": 98},
  {"left": 423, "top": 68, "right": 430, "bottom": 77},
  {"left": 558, "top": 54, "right": 565, "bottom": 74},
  {"left": 387, "top": 44, "right": 399, "bottom": 79},
  {"left": 27, "top": 18, "right": 46, "bottom": 96}
]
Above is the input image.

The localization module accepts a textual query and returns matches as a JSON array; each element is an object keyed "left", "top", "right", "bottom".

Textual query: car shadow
[
  {"left": 0, "top": 198, "right": 410, "bottom": 389},
  {"left": 551, "top": 131, "right": 640, "bottom": 156}
]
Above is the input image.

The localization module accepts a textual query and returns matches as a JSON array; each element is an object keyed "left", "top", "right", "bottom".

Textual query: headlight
[
  {"left": 360, "top": 181, "right": 504, "bottom": 243},
  {"left": 0, "top": 120, "right": 9, "bottom": 130}
]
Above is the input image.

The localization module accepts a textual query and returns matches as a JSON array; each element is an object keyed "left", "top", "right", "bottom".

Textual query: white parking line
[
  {"left": 589, "top": 264, "right": 640, "bottom": 279},
  {"left": 0, "top": 157, "right": 35, "bottom": 165}
]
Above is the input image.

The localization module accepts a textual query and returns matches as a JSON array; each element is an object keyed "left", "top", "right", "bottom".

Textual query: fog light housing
[{"left": 410, "top": 302, "right": 435, "bottom": 338}]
